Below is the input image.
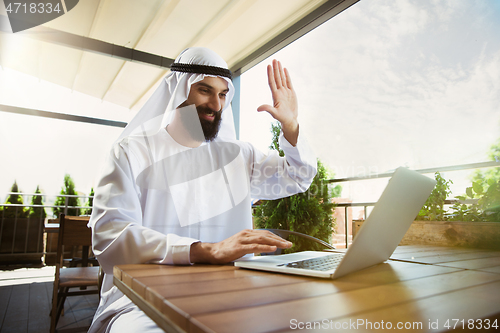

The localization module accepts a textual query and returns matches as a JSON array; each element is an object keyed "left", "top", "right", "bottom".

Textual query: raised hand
[{"left": 257, "top": 59, "right": 299, "bottom": 146}]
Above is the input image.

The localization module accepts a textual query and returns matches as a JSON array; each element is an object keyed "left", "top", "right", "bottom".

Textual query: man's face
[{"left": 178, "top": 76, "right": 229, "bottom": 141}]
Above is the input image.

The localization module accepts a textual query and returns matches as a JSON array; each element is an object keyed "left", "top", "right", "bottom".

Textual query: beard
[
  {"left": 178, "top": 103, "right": 222, "bottom": 142},
  {"left": 197, "top": 105, "right": 222, "bottom": 141}
]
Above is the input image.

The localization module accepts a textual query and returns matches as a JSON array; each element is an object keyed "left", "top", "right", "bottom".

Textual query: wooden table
[{"left": 113, "top": 245, "right": 500, "bottom": 332}]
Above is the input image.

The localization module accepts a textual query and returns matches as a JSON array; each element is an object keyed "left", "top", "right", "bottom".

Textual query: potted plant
[
  {"left": 0, "top": 182, "right": 44, "bottom": 264},
  {"left": 53, "top": 174, "right": 81, "bottom": 217},
  {"left": 400, "top": 172, "right": 500, "bottom": 249}
]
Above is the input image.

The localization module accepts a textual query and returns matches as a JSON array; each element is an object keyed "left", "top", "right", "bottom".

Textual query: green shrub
[
  {"left": 53, "top": 174, "right": 80, "bottom": 217},
  {"left": 450, "top": 179, "right": 500, "bottom": 222},
  {"left": 1, "top": 181, "right": 28, "bottom": 218},
  {"left": 83, "top": 187, "right": 94, "bottom": 215},
  {"left": 29, "top": 186, "right": 46, "bottom": 219},
  {"left": 470, "top": 138, "right": 500, "bottom": 194},
  {"left": 416, "top": 172, "right": 451, "bottom": 221},
  {"left": 449, "top": 138, "right": 500, "bottom": 222}
]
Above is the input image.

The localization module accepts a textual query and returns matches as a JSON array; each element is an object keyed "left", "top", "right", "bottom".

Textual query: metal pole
[
  {"left": 24, "top": 208, "right": 30, "bottom": 253},
  {"left": 64, "top": 196, "right": 68, "bottom": 215},
  {"left": 0, "top": 208, "right": 4, "bottom": 252},
  {"left": 11, "top": 206, "right": 19, "bottom": 254},
  {"left": 35, "top": 215, "right": 40, "bottom": 253},
  {"left": 345, "top": 206, "right": 348, "bottom": 249}
]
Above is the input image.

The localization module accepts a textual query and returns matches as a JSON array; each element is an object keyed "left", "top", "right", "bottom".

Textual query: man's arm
[
  {"left": 257, "top": 59, "right": 299, "bottom": 146},
  {"left": 190, "top": 229, "right": 292, "bottom": 264},
  {"left": 90, "top": 144, "right": 198, "bottom": 274},
  {"left": 189, "top": 60, "right": 306, "bottom": 264}
]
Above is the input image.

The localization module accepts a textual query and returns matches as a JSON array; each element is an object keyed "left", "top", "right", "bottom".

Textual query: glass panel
[{"left": 241, "top": 0, "right": 500, "bottom": 204}]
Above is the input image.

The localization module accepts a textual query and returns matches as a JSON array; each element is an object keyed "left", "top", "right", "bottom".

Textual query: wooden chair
[{"left": 50, "top": 214, "right": 100, "bottom": 333}]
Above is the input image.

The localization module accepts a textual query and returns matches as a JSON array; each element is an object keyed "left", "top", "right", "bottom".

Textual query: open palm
[{"left": 257, "top": 59, "right": 298, "bottom": 129}]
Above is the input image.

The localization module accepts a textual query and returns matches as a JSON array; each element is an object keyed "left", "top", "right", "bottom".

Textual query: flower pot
[{"left": 352, "top": 220, "right": 500, "bottom": 250}]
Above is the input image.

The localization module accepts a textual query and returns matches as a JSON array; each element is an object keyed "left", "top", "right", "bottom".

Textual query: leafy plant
[
  {"left": 83, "top": 187, "right": 94, "bottom": 215},
  {"left": 470, "top": 138, "right": 500, "bottom": 194},
  {"left": 253, "top": 122, "right": 338, "bottom": 253},
  {"left": 416, "top": 172, "right": 452, "bottom": 221},
  {"left": 53, "top": 174, "right": 80, "bottom": 217},
  {"left": 478, "top": 180, "right": 500, "bottom": 221},
  {"left": 448, "top": 181, "right": 483, "bottom": 222},
  {"left": 449, "top": 138, "right": 500, "bottom": 222},
  {"left": 29, "top": 186, "right": 46, "bottom": 219},
  {"left": 450, "top": 179, "right": 500, "bottom": 222},
  {"left": 1, "top": 181, "right": 28, "bottom": 218}
]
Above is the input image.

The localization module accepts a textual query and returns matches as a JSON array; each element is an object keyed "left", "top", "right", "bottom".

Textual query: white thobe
[{"left": 88, "top": 128, "right": 317, "bottom": 332}]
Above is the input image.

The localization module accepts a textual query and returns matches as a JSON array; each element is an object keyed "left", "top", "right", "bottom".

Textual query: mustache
[{"left": 196, "top": 105, "right": 222, "bottom": 116}]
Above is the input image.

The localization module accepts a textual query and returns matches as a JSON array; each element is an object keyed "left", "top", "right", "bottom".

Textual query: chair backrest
[
  {"left": 51, "top": 214, "right": 98, "bottom": 333},
  {"left": 56, "top": 214, "right": 92, "bottom": 266},
  {"left": 58, "top": 215, "right": 92, "bottom": 247}
]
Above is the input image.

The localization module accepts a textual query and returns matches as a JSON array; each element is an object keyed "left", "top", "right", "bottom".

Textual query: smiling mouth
[{"left": 199, "top": 109, "right": 219, "bottom": 121}]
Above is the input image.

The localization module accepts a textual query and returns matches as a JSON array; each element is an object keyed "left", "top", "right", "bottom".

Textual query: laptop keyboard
[{"left": 284, "top": 254, "right": 344, "bottom": 271}]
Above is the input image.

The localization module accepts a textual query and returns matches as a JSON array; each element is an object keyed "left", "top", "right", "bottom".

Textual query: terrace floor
[{"left": 0, "top": 266, "right": 98, "bottom": 333}]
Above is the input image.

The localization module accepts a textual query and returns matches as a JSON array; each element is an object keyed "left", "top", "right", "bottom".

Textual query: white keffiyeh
[{"left": 116, "top": 47, "right": 236, "bottom": 142}]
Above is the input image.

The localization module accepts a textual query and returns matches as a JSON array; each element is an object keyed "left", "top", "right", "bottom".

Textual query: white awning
[{"left": 0, "top": 0, "right": 359, "bottom": 112}]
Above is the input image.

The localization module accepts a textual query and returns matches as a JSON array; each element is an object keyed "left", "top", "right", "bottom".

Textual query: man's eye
[{"left": 220, "top": 93, "right": 227, "bottom": 98}]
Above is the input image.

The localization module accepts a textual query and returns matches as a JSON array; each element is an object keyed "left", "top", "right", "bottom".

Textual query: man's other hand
[
  {"left": 190, "top": 229, "right": 292, "bottom": 264},
  {"left": 257, "top": 59, "right": 299, "bottom": 146}
]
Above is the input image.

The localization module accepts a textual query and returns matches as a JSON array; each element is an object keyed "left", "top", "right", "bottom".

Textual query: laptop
[{"left": 235, "top": 167, "right": 437, "bottom": 279}]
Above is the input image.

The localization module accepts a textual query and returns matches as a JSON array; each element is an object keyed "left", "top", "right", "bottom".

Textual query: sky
[
  {"left": 239, "top": 0, "right": 500, "bottom": 202},
  {"left": 1, "top": 0, "right": 499, "bottom": 209}
]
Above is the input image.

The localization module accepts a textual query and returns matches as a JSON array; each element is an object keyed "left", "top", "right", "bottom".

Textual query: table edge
[{"left": 113, "top": 275, "right": 186, "bottom": 333}]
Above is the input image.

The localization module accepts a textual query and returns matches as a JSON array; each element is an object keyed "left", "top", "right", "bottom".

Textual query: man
[{"left": 88, "top": 47, "right": 317, "bottom": 332}]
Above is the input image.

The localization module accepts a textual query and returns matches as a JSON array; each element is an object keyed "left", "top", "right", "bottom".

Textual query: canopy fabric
[{"left": 0, "top": 0, "right": 358, "bottom": 111}]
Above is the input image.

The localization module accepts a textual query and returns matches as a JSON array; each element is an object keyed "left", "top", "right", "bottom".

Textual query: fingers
[
  {"left": 272, "top": 60, "right": 282, "bottom": 89},
  {"left": 275, "top": 60, "right": 290, "bottom": 89},
  {"left": 256, "top": 104, "right": 276, "bottom": 118},
  {"left": 240, "top": 229, "right": 292, "bottom": 249},
  {"left": 267, "top": 64, "right": 277, "bottom": 91},
  {"left": 201, "top": 230, "right": 294, "bottom": 264},
  {"left": 238, "top": 243, "right": 278, "bottom": 254},
  {"left": 268, "top": 60, "right": 290, "bottom": 90},
  {"left": 284, "top": 67, "right": 293, "bottom": 90},
  {"left": 277, "top": 60, "right": 287, "bottom": 88},
  {"left": 256, "top": 104, "right": 271, "bottom": 112}
]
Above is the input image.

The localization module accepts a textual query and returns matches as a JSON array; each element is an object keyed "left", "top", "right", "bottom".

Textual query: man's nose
[{"left": 207, "top": 95, "right": 222, "bottom": 112}]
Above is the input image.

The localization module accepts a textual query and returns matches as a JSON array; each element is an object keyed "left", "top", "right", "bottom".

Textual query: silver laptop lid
[{"left": 332, "top": 167, "right": 437, "bottom": 278}]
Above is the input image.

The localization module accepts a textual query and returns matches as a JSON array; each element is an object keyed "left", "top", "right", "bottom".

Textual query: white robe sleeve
[
  {"left": 249, "top": 130, "right": 317, "bottom": 200},
  {"left": 89, "top": 143, "right": 198, "bottom": 277}
]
